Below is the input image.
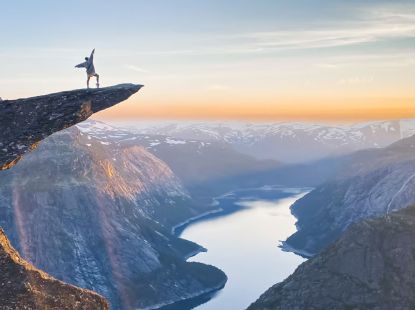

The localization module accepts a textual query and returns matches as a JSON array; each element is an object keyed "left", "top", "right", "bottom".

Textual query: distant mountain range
[
  {"left": 77, "top": 120, "right": 281, "bottom": 198},
  {"left": 0, "top": 127, "right": 226, "bottom": 309},
  {"left": 123, "top": 119, "right": 415, "bottom": 163}
]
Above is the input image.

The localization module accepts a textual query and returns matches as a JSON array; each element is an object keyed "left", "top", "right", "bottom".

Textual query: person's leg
[
  {"left": 95, "top": 74, "right": 100, "bottom": 88},
  {"left": 87, "top": 76, "right": 91, "bottom": 88}
]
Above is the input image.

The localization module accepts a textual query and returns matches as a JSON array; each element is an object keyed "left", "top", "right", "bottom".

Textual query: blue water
[{"left": 178, "top": 187, "right": 308, "bottom": 310}]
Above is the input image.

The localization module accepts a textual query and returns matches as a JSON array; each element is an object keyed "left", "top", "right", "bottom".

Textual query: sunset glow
[{"left": 1, "top": 0, "right": 415, "bottom": 121}]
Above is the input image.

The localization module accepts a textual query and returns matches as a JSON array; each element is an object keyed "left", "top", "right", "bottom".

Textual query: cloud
[
  {"left": 131, "top": 7, "right": 415, "bottom": 57},
  {"left": 242, "top": 9, "right": 415, "bottom": 51},
  {"left": 207, "top": 85, "right": 232, "bottom": 91},
  {"left": 126, "top": 65, "right": 149, "bottom": 73},
  {"left": 338, "top": 76, "right": 374, "bottom": 85}
]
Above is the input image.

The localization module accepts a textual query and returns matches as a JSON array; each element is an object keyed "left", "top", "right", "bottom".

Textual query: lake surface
[{"left": 178, "top": 187, "right": 308, "bottom": 310}]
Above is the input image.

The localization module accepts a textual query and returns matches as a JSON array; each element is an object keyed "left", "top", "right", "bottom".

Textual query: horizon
[{"left": 1, "top": 0, "right": 415, "bottom": 121}]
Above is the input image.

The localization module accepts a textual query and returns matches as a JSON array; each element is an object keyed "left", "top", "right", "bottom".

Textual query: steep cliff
[
  {"left": 0, "top": 84, "right": 142, "bottom": 170},
  {"left": 0, "top": 84, "right": 142, "bottom": 308},
  {"left": 0, "top": 229, "right": 109, "bottom": 309},
  {"left": 0, "top": 127, "right": 227, "bottom": 309},
  {"left": 284, "top": 134, "right": 415, "bottom": 256},
  {"left": 249, "top": 205, "right": 415, "bottom": 310}
]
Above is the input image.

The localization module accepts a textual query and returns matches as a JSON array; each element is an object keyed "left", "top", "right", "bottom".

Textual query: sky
[{"left": 1, "top": 0, "right": 415, "bottom": 121}]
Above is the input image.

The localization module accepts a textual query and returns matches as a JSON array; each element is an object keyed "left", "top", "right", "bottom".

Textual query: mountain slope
[
  {"left": 77, "top": 120, "right": 280, "bottom": 197},
  {"left": 285, "top": 134, "right": 415, "bottom": 256},
  {"left": 249, "top": 205, "right": 415, "bottom": 310},
  {"left": 0, "top": 127, "right": 226, "bottom": 309},
  {"left": 0, "top": 229, "right": 109, "bottom": 309},
  {"left": 0, "top": 84, "right": 142, "bottom": 170},
  {"left": 0, "top": 85, "right": 143, "bottom": 308}
]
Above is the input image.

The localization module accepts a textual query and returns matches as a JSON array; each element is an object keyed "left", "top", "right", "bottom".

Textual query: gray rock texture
[
  {"left": 0, "top": 126, "right": 226, "bottom": 309},
  {"left": 0, "top": 84, "right": 142, "bottom": 170},
  {"left": 285, "top": 135, "right": 415, "bottom": 256},
  {"left": 248, "top": 205, "right": 415, "bottom": 310},
  {"left": 1, "top": 227, "right": 109, "bottom": 310}
]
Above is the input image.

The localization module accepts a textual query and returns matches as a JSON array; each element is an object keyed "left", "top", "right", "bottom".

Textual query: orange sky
[
  {"left": 94, "top": 95, "right": 415, "bottom": 122},
  {"left": 2, "top": 1, "right": 415, "bottom": 122}
]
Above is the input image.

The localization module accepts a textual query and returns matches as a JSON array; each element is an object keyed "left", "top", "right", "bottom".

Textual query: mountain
[
  {"left": 0, "top": 228, "right": 109, "bottom": 309},
  {"left": 284, "top": 134, "right": 415, "bottom": 256},
  {"left": 128, "top": 120, "right": 415, "bottom": 163},
  {"left": 0, "top": 84, "right": 142, "bottom": 170},
  {"left": 0, "top": 127, "right": 226, "bottom": 309},
  {"left": 248, "top": 204, "right": 415, "bottom": 310},
  {"left": 0, "top": 85, "right": 143, "bottom": 308},
  {"left": 77, "top": 120, "right": 281, "bottom": 198}
]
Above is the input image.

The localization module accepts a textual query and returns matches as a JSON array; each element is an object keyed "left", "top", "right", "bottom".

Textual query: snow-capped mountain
[
  {"left": 77, "top": 120, "right": 281, "bottom": 196},
  {"left": 118, "top": 120, "right": 415, "bottom": 163}
]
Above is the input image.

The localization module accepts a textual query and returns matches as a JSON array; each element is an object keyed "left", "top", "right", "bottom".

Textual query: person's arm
[{"left": 75, "top": 61, "right": 87, "bottom": 68}]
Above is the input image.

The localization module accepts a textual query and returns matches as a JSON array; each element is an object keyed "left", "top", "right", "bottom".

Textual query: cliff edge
[{"left": 0, "top": 83, "right": 143, "bottom": 170}]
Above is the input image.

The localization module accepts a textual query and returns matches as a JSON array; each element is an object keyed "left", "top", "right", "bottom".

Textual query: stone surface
[
  {"left": 0, "top": 84, "right": 143, "bottom": 170},
  {"left": 249, "top": 205, "right": 415, "bottom": 310},
  {"left": 285, "top": 134, "right": 415, "bottom": 256},
  {"left": 0, "top": 228, "right": 109, "bottom": 310},
  {"left": 0, "top": 126, "right": 227, "bottom": 309}
]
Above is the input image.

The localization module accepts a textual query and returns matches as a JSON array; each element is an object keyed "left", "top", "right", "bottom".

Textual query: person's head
[{"left": 85, "top": 57, "right": 89, "bottom": 61}]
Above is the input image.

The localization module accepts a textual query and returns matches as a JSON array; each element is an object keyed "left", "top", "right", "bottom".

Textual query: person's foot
[{"left": 96, "top": 83, "right": 100, "bottom": 88}]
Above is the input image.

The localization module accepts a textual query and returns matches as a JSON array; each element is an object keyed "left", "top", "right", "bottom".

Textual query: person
[{"left": 75, "top": 49, "right": 100, "bottom": 88}]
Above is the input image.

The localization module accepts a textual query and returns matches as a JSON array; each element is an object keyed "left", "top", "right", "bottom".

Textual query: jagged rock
[
  {"left": 0, "top": 84, "right": 143, "bottom": 170},
  {"left": 248, "top": 205, "right": 415, "bottom": 310},
  {"left": 0, "top": 228, "right": 109, "bottom": 310}
]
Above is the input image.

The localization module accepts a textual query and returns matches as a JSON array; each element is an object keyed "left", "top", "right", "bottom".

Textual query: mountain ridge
[
  {"left": 249, "top": 204, "right": 415, "bottom": 310},
  {"left": 285, "top": 133, "right": 415, "bottom": 256}
]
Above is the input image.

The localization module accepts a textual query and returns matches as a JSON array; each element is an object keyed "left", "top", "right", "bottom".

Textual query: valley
[{"left": 3, "top": 111, "right": 415, "bottom": 309}]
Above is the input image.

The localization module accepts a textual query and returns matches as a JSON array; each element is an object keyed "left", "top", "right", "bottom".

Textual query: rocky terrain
[
  {"left": 0, "top": 85, "right": 143, "bottom": 308},
  {"left": 285, "top": 134, "right": 415, "bottom": 256},
  {"left": 0, "top": 127, "right": 227, "bottom": 309},
  {"left": 249, "top": 205, "right": 415, "bottom": 310},
  {"left": 0, "top": 84, "right": 142, "bottom": 170},
  {"left": 0, "top": 229, "right": 109, "bottom": 309},
  {"left": 130, "top": 120, "right": 415, "bottom": 163}
]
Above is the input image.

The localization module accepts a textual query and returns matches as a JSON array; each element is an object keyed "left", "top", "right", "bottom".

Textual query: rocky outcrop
[
  {"left": 0, "top": 84, "right": 142, "bottom": 170},
  {"left": 284, "top": 134, "right": 415, "bottom": 256},
  {"left": 0, "top": 228, "right": 109, "bottom": 309},
  {"left": 249, "top": 205, "right": 415, "bottom": 310},
  {"left": 0, "top": 85, "right": 142, "bottom": 308}
]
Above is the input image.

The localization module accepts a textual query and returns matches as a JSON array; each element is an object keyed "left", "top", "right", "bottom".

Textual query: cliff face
[
  {"left": 249, "top": 205, "right": 415, "bottom": 310},
  {"left": 0, "top": 229, "right": 109, "bottom": 310},
  {"left": 0, "top": 85, "right": 142, "bottom": 308},
  {"left": 285, "top": 134, "right": 415, "bottom": 256},
  {"left": 0, "top": 126, "right": 227, "bottom": 309},
  {"left": 0, "top": 83, "right": 142, "bottom": 170}
]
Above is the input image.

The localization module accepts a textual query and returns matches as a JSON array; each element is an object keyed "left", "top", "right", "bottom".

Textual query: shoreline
[
  {"left": 168, "top": 186, "right": 310, "bottom": 309},
  {"left": 151, "top": 278, "right": 228, "bottom": 310},
  {"left": 171, "top": 207, "right": 224, "bottom": 236},
  {"left": 279, "top": 241, "right": 314, "bottom": 259}
]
